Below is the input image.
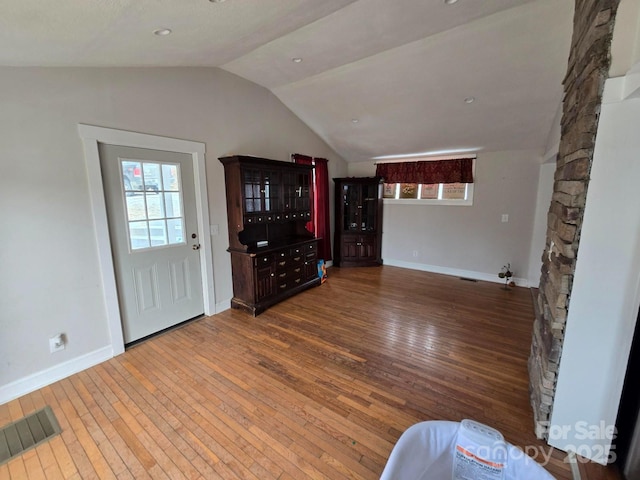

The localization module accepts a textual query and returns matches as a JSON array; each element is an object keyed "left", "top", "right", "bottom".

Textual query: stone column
[{"left": 528, "top": 0, "right": 619, "bottom": 439}]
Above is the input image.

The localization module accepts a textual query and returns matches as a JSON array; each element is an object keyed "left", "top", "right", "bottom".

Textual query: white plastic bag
[{"left": 379, "top": 420, "right": 556, "bottom": 480}]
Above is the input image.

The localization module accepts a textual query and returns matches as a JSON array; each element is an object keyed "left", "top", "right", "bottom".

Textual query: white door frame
[{"left": 78, "top": 124, "right": 216, "bottom": 355}]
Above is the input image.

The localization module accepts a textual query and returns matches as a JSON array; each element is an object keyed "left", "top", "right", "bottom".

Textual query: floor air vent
[
  {"left": 459, "top": 277, "right": 478, "bottom": 282},
  {"left": 0, "top": 406, "right": 61, "bottom": 465}
]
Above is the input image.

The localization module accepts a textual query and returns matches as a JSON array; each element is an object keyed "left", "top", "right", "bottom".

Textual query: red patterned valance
[
  {"left": 292, "top": 153, "right": 313, "bottom": 165},
  {"left": 375, "top": 158, "right": 474, "bottom": 184}
]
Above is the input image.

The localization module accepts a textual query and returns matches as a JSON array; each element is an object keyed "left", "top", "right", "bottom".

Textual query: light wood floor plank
[
  {"left": 4, "top": 266, "right": 622, "bottom": 479},
  {"left": 6, "top": 456, "right": 27, "bottom": 479},
  {"left": 38, "top": 385, "right": 85, "bottom": 479},
  {"left": 132, "top": 339, "right": 300, "bottom": 479},
  {"left": 7, "top": 400, "right": 23, "bottom": 422},
  {"left": 118, "top": 350, "right": 261, "bottom": 480},
  {"left": 21, "top": 450, "right": 46, "bottom": 480}
]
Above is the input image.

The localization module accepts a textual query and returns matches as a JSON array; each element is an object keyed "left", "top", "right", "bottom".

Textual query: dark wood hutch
[
  {"left": 219, "top": 155, "right": 320, "bottom": 315},
  {"left": 333, "top": 177, "right": 384, "bottom": 267}
]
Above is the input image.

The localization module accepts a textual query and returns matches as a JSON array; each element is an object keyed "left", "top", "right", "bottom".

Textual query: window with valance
[{"left": 375, "top": 158, "right": 475, "bottom": 204}]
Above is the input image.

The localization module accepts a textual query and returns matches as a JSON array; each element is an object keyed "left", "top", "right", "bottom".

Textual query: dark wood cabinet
[
  {"left": 220, "top": 155, "right": 320, "bottom": 315},
  {"left": 333, "top": 177, "right": 383, "bottom": 267}
]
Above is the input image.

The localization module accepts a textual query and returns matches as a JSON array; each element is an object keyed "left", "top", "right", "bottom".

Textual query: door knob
[{"left": 192, "top": 244, "right": 201, "bottom": 250}]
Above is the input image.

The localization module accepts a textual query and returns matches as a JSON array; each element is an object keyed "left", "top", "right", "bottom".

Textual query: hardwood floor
[{"left": 1, "top": 266, "right": 610, "bottom": 479}]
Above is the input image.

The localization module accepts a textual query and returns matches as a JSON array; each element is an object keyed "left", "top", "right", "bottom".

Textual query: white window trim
[
  {"left": 383, "top": 183, "right": 474, "bottom": 206},
  {"left": 78, "top": 124, "right": 216, "bottom": 356}
]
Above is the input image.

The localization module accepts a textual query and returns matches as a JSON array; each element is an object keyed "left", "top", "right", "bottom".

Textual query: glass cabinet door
[
  {"left": 282, "top": 170, "right": 311, "bottom": 212},
  {"left": 243, "top": 169, "right": 262, "bottom": 213},
  {"left": 343, "top": 184, "right": 361, "bottom": 231},
  {"left": 263, "top": 169, "right": 280, "bottom": 212},
  {"left": 361, "top": 183, "right": 378, "bottom": 231},
  {"left": 295, "top": 172, "right": 311, "bottom": 211},
  {"left": 243, "top": 168, "right": 280, "bottom": 213},
  {"left": 282, "top": 170, "right": 296, "bottom": 211}
]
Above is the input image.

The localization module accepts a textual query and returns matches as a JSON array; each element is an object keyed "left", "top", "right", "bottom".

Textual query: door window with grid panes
[{"left": 121, "top": 160, "right": 185, "bottom": 250}]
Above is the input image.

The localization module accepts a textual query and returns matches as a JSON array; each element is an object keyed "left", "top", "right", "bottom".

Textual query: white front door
[{"left": 99, "top": 144, "right": 204, "bottom": 344}]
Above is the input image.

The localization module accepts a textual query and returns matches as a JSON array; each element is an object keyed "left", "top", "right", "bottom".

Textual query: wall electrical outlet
[
  {"left": 412, "top": 250, "right": 419, "bottom": 257},
  {"left": 501, "top": 214, "right": 509, "bottom": 223},
  {"left": 49, "top": 334, "right": 65, "bottom": 353}
]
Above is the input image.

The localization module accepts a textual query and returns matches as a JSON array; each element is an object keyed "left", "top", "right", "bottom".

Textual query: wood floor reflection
[{"left": 2, "top": 266, "right": 600, "bottom": 479}]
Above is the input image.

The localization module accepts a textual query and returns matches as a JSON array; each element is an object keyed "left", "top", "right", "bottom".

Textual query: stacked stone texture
[{"left": 528, "top": 0, "right": 619, "bottom": 439}]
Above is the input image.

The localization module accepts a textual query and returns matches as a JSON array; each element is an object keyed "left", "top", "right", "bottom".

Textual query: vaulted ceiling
[{"left": 1, "top": 0, "right": 574, "bottom": 162}]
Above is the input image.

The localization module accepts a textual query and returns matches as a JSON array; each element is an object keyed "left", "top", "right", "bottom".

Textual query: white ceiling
[{"left": 0, "top": 0, "right": 574, "bottom": 162}]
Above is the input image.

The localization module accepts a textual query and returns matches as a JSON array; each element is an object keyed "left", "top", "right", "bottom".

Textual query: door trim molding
[{"left": 78, "top": 124, "right": 216, "bottom": 356}]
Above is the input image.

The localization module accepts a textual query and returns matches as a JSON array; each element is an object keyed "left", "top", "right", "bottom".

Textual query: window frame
[
  {"left": 379, "top": 157, "right": 476, "bottom": 206},
  {"left": 382, "top": 182, "right": 474, "bottom": 206},
  {"left": 119, "top": 158, "right": 187, "bottom": 252}
]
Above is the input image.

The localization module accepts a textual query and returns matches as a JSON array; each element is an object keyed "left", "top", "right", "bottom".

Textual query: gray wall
[
  {"left": 348, "top": 150, "right": 542, "bottom": 284},
  {"left": 0, "top": 67, "right": 347, "bottom": 391},
  {"left": 527, "top": 162, "right": 556, "bottom": 286}
]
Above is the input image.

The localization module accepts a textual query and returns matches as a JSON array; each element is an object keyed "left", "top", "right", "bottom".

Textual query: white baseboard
[
  {"left": 383, "top": 258, "right": 530, "bottom": 287},
  {"left": 0, "top": 346, "right": 114, "bottom": 405},
  {"left": 215, "top": 299, "right": 231, "bottom": 313}
]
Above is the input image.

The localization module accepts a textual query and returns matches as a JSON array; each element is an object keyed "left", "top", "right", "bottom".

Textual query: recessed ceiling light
[
  {"left": 464, "top": 96, "right": 475, "bottom": 104},
  {"left": 153, "top": 28, "right": 172, "bottom": 36},
  {"left": 210, "top": 0, "right": 227, "bottom": 3},
  {"left": 351, "top": 119, "right": 360, "bottom": 124},
  {"left": 444, "top": 0, "right": 459, "bottom": 4},
  {"left": 292, "top": 57, "right": 303, "bottom": 63}
]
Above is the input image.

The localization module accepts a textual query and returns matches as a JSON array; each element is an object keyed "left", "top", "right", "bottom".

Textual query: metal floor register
[{"left": 0, "top": 406, "right": 61, "bottom": 466}]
